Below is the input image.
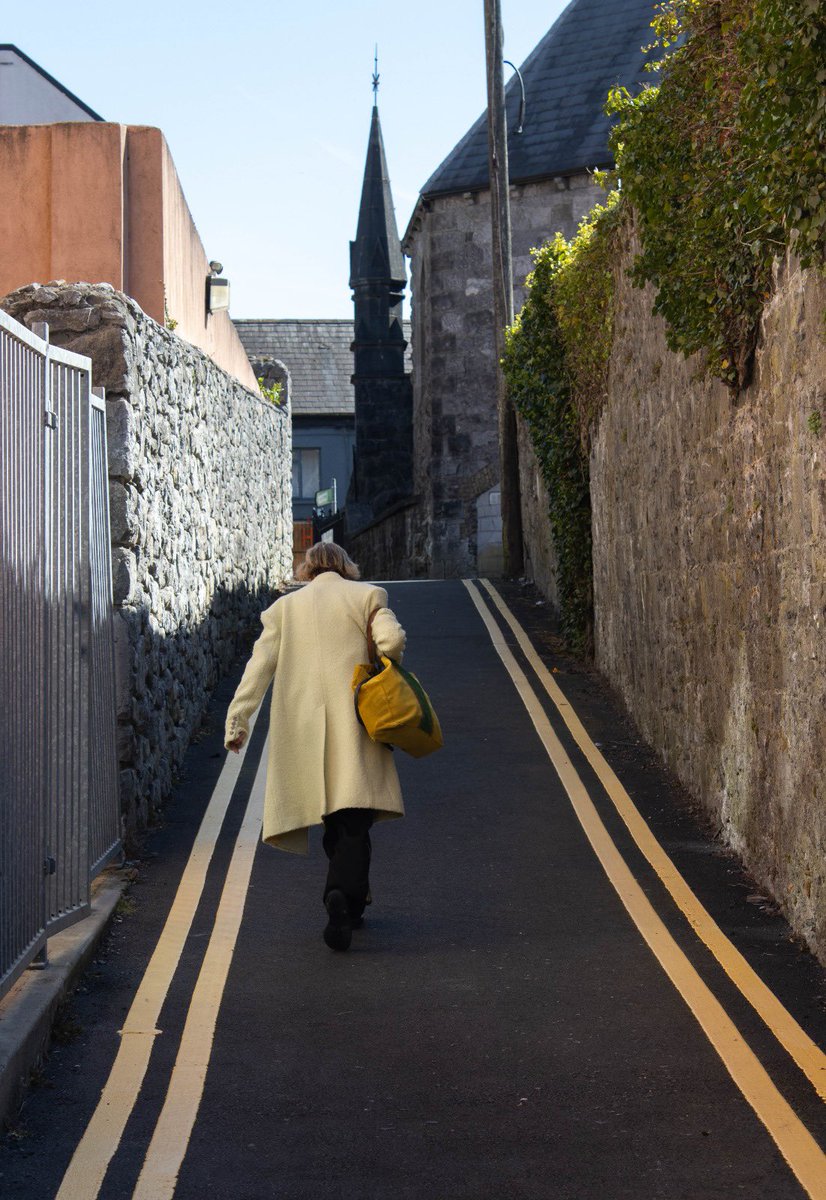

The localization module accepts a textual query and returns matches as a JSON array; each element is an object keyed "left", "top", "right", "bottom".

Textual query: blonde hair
[{"left": 297, "top": 541, "right": 361, "bottom": 582}]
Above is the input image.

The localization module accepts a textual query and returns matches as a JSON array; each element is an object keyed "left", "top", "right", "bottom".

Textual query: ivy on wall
[
  {"left": 505, "top": 0, "right": 826, "bottom": 648},
  {"left": 607, "top": 0, "right": 826, "bottom": 389},
  {"left": 739, "top": 0, "right": 826, "bottom": 272},
  {"left": 503, "top": 195, "right": 624, "bottom": 651}
]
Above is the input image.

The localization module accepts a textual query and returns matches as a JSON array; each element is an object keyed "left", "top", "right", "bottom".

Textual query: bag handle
[{"left": 365, "top": 607, "right": 381, "bottom": 666}]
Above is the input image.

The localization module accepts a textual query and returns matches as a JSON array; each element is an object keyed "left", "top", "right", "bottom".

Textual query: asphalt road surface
[{"left": 1, "top": 579, "right": 825, "bottom": 1200}]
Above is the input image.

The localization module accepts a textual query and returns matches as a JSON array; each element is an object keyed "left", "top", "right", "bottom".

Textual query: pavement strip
[
  {"left": 463, "top": 578, "right": 826, "bottom": 1200},
  {"left": 54, "top": 703, "right": 265, "bottom": 1200}
]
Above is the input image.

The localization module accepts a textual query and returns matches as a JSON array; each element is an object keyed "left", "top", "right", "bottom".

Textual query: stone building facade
[
  {"left": 404, "top": 176, "right": 603, "bottom": 579},
  {"left": 401, "top": 0, "right": 656, "bottom": 580},
  {"left": 2, "top": 282, "right": 292, "bottom": 834}
]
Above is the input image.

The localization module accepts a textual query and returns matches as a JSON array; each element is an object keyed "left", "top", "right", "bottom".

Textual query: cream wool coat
[{"left": 224, "top": 571, "right": 406, "bottom": 854}]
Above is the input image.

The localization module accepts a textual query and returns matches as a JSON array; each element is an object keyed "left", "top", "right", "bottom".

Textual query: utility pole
[{"left": 484, "top": 0, "right": 524, "bottom": 578}]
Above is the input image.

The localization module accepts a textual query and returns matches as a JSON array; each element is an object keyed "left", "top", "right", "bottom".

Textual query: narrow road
[{"left": 1, "top": 579, "right": 824, "bottom": 1200}]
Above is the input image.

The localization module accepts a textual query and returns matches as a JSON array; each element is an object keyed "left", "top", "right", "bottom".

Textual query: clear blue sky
[{"left": 6, "top": 1, "right": 570, "bottom": 318}]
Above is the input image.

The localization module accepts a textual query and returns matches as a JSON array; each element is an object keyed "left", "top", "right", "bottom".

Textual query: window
[{"left": 292, "top": 448, "right": 320, "bottom": 499}]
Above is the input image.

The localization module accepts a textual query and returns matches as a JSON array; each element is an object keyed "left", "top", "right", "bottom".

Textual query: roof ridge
[{"left": 233, "top": 318, "right": 355, "bottom": 325}]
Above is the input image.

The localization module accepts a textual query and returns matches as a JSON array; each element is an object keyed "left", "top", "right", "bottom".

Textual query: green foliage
[
  {"left": 549, "top": 192, "right": 625, "bottom": 444},
  {"left": 503, "top": 197, "right": 624, "bottom": 651},
  {"left": 607, "top": 0, "right": 826, "bottom": 389},
  {"left": 808, "top": 410, "right": 823, "bottom": 437},
  {"left": 163, "top": 293, "right": 178, "bottom": 331},
  {"left": 606, "top": 0, "right": 768, "bottom": 387},
  {"left": 739, "top": 0, "right": 826, "bottom": 271},
  {"left": 504, "top": 0, "right": 826, "bottom": 646},
  {"left": 258, "top": 377, "right": 283, "bottom": 405}
]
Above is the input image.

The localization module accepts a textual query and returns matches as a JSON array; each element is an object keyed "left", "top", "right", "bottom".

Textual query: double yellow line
[
  {"left": 465, "top": 578, "right": 826, "bottom": 1199},
  {"left": 56, "top": 711, "right": 267, "bottom": 1200}
]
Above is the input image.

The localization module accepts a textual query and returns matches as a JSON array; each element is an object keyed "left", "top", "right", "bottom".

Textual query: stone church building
[{"left": 358, "top": 0, "right": 657, "bottom": 584}]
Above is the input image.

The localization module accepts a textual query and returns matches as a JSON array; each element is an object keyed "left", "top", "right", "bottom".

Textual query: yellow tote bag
[{"left": 351, "top": 610, "right": 443, "bottom": 758}]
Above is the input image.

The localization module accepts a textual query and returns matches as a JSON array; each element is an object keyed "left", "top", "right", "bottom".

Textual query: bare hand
[{"left": 227, "top": 733, "right": 247, "bottom": 754}]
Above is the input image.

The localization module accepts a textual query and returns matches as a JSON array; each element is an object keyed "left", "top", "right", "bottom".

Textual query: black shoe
[{"left": 323, "top": 889, "right": 352, "bottom": 951}]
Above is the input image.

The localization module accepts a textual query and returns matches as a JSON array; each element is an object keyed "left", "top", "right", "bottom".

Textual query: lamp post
[{"left": 484, "top": 0, "right": 524, "bottom": 578}]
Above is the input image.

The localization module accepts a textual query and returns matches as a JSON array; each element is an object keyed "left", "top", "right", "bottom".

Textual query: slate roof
[
  {"left": 421, "top": 0, "right": 656, "bottom": 198},
  {"left": 234, "top": 319, "right": 412, "bottom": 417}
]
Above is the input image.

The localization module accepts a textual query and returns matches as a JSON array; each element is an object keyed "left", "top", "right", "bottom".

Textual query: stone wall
[
  {"left": 591, "top": 240, "right": 826, "bottom": 956},
  {"left": 347, "top": 500, "right": 421, "bottom": 582},
  {"left": 403, "top": 172, "right": 602, "bottom": 578},
  {"left": 517, "top": 419, "right": 559, "bottom": 606},
  {"left": 2, "top": 282, "right": 292, "bottom": 835}
]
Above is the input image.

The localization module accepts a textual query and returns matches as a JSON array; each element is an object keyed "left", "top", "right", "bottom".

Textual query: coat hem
[{"left": 262, "top": 808, "right": 403, "bottom": 856}]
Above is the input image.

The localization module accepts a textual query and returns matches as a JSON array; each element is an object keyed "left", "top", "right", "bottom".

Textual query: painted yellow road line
[
  {"left": 132, "top": 746, "right": 266, "bottom": 1199},
  {"left": 55, "top": 708, "right": 264, "bottom": 1200},
  {"left": 463, "top": 580, "right": 826, "bottom": 1200},
  {"left": 479, "top": 577, "right": 826, "bottom": 1105}
]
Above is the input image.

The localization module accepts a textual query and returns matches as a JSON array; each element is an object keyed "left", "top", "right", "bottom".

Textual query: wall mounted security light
[{"left": 206, "top": 268, "right": 230, "bottom": 316}]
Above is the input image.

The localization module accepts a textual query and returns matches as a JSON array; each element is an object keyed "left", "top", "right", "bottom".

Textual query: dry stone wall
[
  {"left": 348, "top": 501, "right": 420, "bottom": 582},
  {"left": 591, "top": 242, "right": 826, "bottom": 956},
  {"left": 2, "top": 282, "right": 292, "bottom": 835}
]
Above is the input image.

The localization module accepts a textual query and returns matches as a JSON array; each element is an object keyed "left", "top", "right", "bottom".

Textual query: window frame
[{"left": 292, "top": 447, "right": 321, "bottom": 500}]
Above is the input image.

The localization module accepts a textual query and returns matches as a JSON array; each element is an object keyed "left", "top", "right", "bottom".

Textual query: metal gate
[{"left": 0, "top": 310, "right": 121, "bottom": 1001}]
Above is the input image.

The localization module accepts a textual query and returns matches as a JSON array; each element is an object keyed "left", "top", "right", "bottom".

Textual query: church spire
[
  {"left": 345, "top": 77, "right": 413, "bottom": 528},
  {"left": 349, "top": 100, "right": 406, "bottom": 288}
]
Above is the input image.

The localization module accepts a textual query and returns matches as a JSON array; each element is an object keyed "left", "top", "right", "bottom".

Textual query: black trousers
[{"left": 322, "top": 808, "right": 374, "bottom": 918}]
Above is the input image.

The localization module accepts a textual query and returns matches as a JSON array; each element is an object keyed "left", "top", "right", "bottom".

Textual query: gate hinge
[
  {"left": 44, "top": 410, "right": 58, "bottom": 430},
  {"left": 43, "top": 855, "right": 56, "bottom": 876}
]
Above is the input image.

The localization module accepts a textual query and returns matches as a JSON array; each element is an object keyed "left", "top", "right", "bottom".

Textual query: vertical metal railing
[
  {"left": 0, "top": 310, "right": 121, "bottom": 1000},
  {"left": 0, "top": 314, "right": 48, "bottom": 991},
  {"left": 43, "top": 354, "right": 91, "bottom": 935},
  {"left": 88, "top": 388, "right": 121, "bottom": 876}
]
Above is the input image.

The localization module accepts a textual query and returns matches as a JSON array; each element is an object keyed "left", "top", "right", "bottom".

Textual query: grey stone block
[
  {"left": 106, "top": 400, "right": 137, "bottom": 479},
  {"left": 108, "top": 480, "right": 137, "bottom": 545},
  {"left": 111, "top": 547, "right": 137, "bottom": 605},
  {"left": 112, "top": 610, "right": 134, "bottom": 720}
]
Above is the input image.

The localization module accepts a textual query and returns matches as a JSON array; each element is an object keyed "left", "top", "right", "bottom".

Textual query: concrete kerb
[{"left": 0, "top": 868, "right": 129, "bottom": 1129}]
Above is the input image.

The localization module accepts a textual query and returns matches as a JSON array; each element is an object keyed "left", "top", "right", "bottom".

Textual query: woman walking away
[{"left": 224, "top": 542, "right": 406, "bottom": 951}]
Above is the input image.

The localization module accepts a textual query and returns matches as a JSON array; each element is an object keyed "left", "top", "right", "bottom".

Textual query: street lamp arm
[{"left": 503, "top": 60, "right": 525, "bottom": 134}]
